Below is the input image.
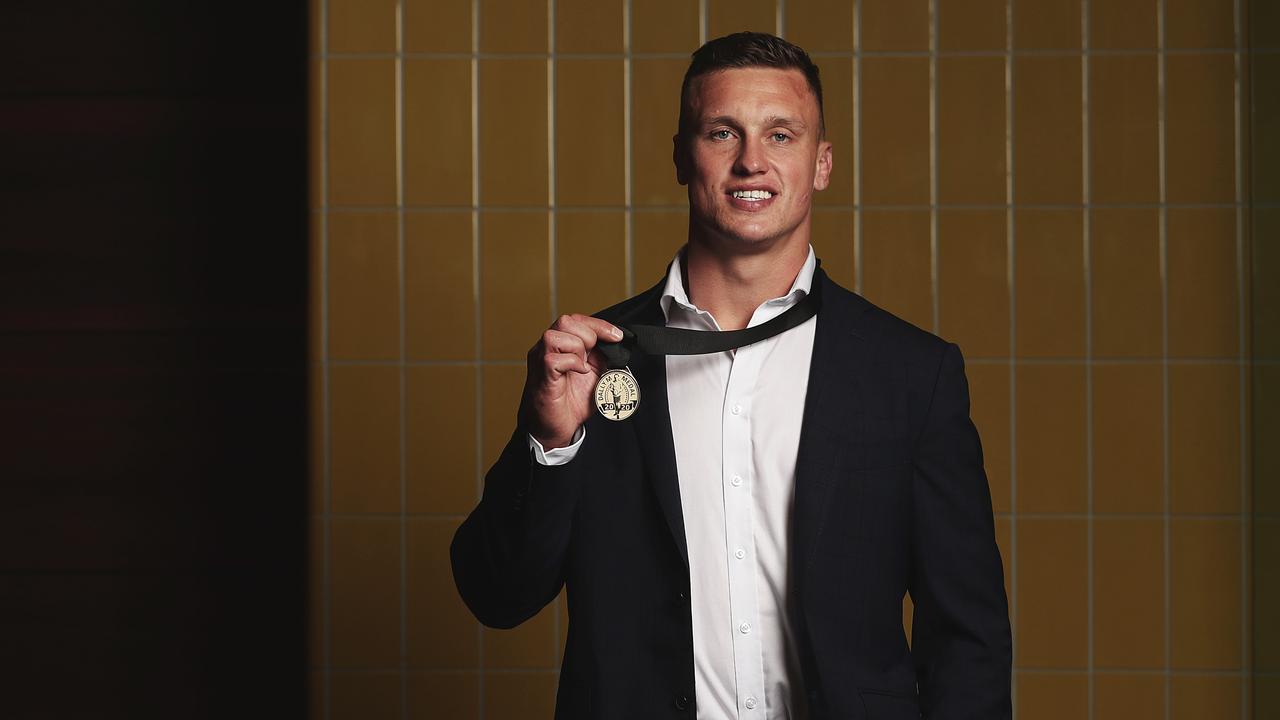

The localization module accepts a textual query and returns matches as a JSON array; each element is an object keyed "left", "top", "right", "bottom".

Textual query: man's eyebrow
[
  {"left": 764, "top": 116, "right": 807, "bottom": 130},
  {"left": 700, "top": 115, "right": 742, "bottom": 129},
  {"left": 699, "top": 115, "right": 809, "bottom": 131}
]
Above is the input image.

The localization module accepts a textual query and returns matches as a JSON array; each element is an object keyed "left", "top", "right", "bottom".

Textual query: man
[{"left": 452, "top": 32, "right": 1011, "bottom": 719}]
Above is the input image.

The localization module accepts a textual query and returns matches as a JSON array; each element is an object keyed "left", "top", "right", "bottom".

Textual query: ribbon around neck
[{"left": 595, "top": 277, "right": 822, "bottom": 371}]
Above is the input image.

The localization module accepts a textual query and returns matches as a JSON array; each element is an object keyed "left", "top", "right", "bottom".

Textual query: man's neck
[{"left": 682, "top": 235, "right": 811, "bottom": 331}]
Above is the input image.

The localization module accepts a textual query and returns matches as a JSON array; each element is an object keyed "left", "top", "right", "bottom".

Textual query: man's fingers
[
  {"left": 551, "top": 314, "right": 623, "bottom": 351},
  {"left": 536, "top": 314, "right": 621, "bottom": 380},
  {"left": 544, "top": 351, "right": 593, "bottom": 378},
  {"left": 543, "top": 329, "right": 586, "bottom": 358},
  {"left": 579, "top": 315, "right": 624, "bottom": 343}
]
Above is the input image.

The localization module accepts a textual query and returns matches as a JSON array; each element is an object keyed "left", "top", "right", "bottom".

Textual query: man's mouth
[{"left": 731, "top": 189, "right": 774, "bottom": 201}]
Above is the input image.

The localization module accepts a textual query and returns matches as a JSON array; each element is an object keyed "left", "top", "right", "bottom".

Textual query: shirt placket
[{"left": 722, "top": 343, "right": 767, "bottom": 717}]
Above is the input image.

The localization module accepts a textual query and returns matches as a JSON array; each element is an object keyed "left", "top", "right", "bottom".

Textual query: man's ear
[
  {"left": 673, "top": 133, "right": 689, "bottom": 186},
  {"left": 812, "top": 140, "right": 833, "bottom": 192}
]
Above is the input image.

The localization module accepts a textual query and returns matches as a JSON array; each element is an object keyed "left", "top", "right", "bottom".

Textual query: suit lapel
[{"left": 792, "top": 270, "right": 874, "bottom": 581}]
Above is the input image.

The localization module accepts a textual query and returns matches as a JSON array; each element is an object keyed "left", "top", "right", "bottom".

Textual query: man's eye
[
  {"left": 772, "top": 132, "right": 790, "bottom": 142},
  {"left": 711, "top": 129, "right": 732, "bottom": 140}
]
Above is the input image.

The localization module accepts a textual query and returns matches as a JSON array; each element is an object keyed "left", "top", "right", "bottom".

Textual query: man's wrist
[
  {"left": 532, "top": 431, "right": 575, "bottom": 451},
  {"left": 529, "top": 426, "right": 586, "bottom": 466}
]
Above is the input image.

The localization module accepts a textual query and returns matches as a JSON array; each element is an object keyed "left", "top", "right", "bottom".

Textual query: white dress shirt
[{"left": 533, "top": 247, "right": 817, "bottom": 719}]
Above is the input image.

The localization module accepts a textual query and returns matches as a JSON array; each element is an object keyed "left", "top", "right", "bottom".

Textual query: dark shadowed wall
[
  {"left": 1, "top": 2, "right": 310, "bottom": 718},
  {"left": 1250, "top": 1, "right": 1279, "bottom": 714}
]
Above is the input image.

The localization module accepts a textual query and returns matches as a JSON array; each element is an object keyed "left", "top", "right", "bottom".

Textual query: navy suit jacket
[{"left": 452, "top": 268, "right": 1012, "bottom": 719}]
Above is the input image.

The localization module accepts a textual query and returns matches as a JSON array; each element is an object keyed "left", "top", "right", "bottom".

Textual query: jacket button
[{"left": 674, "top": 695, "right": 690, "bottom": 710}]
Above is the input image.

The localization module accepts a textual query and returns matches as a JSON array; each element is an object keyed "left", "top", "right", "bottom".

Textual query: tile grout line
[
  {"left": 313, "top": 509, "right": 1266, "bottom": 521},
  {"left": 1157, "top": 1, "right": 1171, "bottom": 717},
  {"left": 854, "top": 0, "right": 863, "bottom": 295},
  {"left": 324, "top": 201, "right": 1248, "bottom": 213},
  {"left": 928, "top": 0, "right": 939, "bottom": 336},
  {"left": 323, "top": 356, "right": 1252, "bottom": 367},
  {"left": 699, "top": 0, "right": 707, "bottom": 45},
  {"left": 548, "top": 0, "right": 559, "bottom": 327},
  {"left": 547, "top": 0, "right": 562, "bottom": 678},
  {"left": 1232, "top": 1, "right": 1249, "bottom": 716},
  {"left": 394, "top": 1, "right": 408, "bottom": 717},
  {"left": 624, "top": 0, "right": 634, "bottom": 297},
  {"left": 1016, "top": 667, "right": 1260, "bottom": 676},
  {"left": 1081, "top": 2, "right": 1094, "bottom": 718},
  {"left": 321, "top": 47, "right": 1249, "bottom": 60},
  {"left": 471, "top": 0, "right": 485, "bottom": 715},
  {"left": 1004, "top": 0, "right": 1017, "bottom": 714},
  {"left": 776, "top": 0, "right": 786, "bottom": 38},
  {"left": 327, "top": 359, "right": 531, "bottom": 366},
  {"left": 319, "top": 0, "right": 332, "bottom": 717}
]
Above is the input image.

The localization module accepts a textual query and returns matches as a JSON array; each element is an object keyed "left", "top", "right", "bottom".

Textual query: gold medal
[{"left": 594, "top": 367, "right": 640, "bottom": 421}]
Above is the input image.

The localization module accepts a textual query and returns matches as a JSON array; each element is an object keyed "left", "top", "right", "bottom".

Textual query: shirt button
[
  {"left": 731, "top": 475, "right": 743, "bottom": 487},
  {"left": 735, "top": 548, "right": 746, "bottom": 559},
  {"left": 739, "top": 622, "right": 751, "bottom": 634},
  {"left": 745, "top": 697, "right": 758, "bottom": 710},
  {"left": 674, "top": 695, "right": 690, "bottom": 710},
  {"left": 731, "top": 404, "right": 742, "bottom": 415}
]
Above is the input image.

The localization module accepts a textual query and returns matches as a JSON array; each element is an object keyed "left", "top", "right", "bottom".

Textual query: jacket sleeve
[
  {"left": 450, "top": 427, "right": 585, "bottom": 629},
  {"left": 909, "top": 343, "right": 1013, "bottom": 719}
]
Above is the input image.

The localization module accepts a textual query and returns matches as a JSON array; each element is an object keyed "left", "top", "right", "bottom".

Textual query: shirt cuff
[{"left": 528, "top": 425, "right": 586, "bottom": 466}]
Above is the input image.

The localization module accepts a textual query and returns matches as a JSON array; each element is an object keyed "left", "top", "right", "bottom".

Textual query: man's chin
[{"left": 695, "top": 226, "right": 790, "bottom": 254}]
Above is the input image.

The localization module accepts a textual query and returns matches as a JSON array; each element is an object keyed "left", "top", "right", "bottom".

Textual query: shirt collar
[{"left": 659, "top": 245, "right": 817, "bottom": 327}]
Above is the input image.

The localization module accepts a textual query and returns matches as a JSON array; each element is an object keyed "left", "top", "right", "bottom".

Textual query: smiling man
[{"left": 452, "top": 32, "right": 1012, "bottom": 719}]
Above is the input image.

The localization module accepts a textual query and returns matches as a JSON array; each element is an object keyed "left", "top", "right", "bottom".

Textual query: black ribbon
[{"left": 595, "top": 276, "right": 821, "bottom": 370}]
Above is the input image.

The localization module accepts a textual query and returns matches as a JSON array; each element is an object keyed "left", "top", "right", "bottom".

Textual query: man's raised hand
[{"left": 522, "top": 314, "right": 623, "bottom": 450}]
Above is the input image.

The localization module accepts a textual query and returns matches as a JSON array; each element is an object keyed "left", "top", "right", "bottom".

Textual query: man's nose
[{"left": 733, "top": 139, "right": 767, "bottom": 174}]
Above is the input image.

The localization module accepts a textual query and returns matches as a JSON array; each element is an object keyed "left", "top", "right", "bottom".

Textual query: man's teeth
[{"left": 732, "top": 190, "right": 773, "bottom": 200}]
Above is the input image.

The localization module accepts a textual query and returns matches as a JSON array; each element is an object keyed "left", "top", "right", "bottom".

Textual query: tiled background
[{"left": 307, "top": 0, "right": 1272, "bottom": 718}]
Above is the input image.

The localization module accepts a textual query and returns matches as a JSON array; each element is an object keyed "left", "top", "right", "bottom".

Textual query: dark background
[{"left": 1, "top": 2, "right": 310, "bottom": 717}]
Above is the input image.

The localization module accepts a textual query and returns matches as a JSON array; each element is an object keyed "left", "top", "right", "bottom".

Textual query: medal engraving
[{"left": 594, "top": 368, "right": 641, "bottom": 421}]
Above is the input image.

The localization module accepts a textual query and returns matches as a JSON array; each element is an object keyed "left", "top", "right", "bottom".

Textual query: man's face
[{"left": 675, "top": 67, "right": 833, "bottom": 252}]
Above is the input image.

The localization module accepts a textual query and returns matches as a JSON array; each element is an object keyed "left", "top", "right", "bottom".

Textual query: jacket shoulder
[
  {"left": 822, "top": 274, "right": 954, "bottom": 361},
  {"left": 591, "top": 276, "right": 666, "bottom": 325}
]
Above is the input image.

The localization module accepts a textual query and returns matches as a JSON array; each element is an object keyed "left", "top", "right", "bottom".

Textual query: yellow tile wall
[
  {"left": 308, "top": 0, "right": 1261, "bottom": 717},
  {"left": 1250, "top": 2, "right": 1275, "bottom": 707}
]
